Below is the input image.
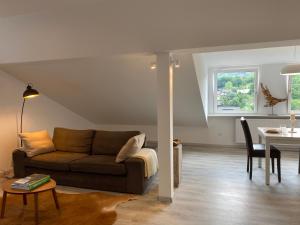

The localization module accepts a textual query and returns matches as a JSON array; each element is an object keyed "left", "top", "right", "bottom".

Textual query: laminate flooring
[
  {"left": 115, "top": 148, "right": 300, "bottom": 225},
  {"left": 3, "top": 148, "right": 300, "bottom": 225}
]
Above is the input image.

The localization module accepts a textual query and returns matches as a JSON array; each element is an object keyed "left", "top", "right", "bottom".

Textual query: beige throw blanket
[{"left": 133, "top": 148, "right": 158, "bottom": 179}]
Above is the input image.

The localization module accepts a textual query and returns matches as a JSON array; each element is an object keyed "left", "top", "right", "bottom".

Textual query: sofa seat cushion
[
  {"left": 24, "top": 151, "right": 88, "bottom": 171},
  {"left": 70, "top": 155, "right": 126, "bottom": 175}
]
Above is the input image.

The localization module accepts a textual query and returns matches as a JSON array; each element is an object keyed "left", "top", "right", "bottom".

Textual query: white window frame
[
  {"left": 287, "top": 75, "right": 300, "bottom": 113},
  {"left": 213, "top": 67, "right": 259, "bottom": 114}
]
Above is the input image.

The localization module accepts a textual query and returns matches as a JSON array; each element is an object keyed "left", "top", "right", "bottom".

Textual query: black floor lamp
[{"left": 20, "top": 84, "right": 39, "bottom": 135}]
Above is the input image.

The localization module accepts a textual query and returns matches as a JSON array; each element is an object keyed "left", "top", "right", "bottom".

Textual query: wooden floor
[
  {"left": 114, "top": 148, "right": 300, "bottom": 225},
  {"left": 2, "top": 148, "right": 300, "bottom": 225}
]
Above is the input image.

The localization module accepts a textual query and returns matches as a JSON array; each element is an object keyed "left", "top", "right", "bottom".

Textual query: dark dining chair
[{"left": 240, "top": 117, "right": 281, "bottom": 182}]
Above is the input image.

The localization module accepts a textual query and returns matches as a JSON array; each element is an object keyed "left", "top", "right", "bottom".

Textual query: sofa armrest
[
  {"left": 124, "top": 157, "right": 145, "bottom": 194},
  {"left": 13, "top": 150, "right": 27, "bottom": 178}
]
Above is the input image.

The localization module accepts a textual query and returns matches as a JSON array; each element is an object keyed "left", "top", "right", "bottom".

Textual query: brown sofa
[{"left": 13, "top": 128, "right": 155, "bottom": 194}]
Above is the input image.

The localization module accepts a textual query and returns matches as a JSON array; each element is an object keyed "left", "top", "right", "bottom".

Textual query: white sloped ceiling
[{"left": 0, "top": 54, "right": 207, "bottom": 126}]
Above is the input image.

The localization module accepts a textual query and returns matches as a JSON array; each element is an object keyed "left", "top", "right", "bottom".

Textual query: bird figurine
[{"left": 260, "top": 83, "right": 287, "bottom": 111}]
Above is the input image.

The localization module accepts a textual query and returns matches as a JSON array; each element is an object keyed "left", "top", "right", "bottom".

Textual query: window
[
  {"left": 289, "top": 75, "right": 300, "bottom": 112},
  {"left": 213, "top": 68, "right": 258, "bottom": 113}
]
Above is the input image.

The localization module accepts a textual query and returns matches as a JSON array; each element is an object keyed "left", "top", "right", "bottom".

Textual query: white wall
[
  {"left": 258, "top": 63, "right": 288, "bottom": 114},
  {"left": 0, "top": 70, "right": 94, "bottom": 171},
  {"left": 97, "top": 117, "right": 236, "bottom": 146},
  {"left": 201, "top": 63, "right": 291, "bottom": 146},
  {"left": 97, "top": 63, "right": 291, "bottom": 147}
]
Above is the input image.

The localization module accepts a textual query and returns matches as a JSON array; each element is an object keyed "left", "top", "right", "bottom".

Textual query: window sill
[{"left": 208, "top": 114, "right": 297, "bottom": 119}]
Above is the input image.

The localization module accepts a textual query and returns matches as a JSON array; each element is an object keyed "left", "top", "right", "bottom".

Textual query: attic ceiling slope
[
  {"left": 1, "top": 0, "right": 300, "bottom": 63},
  {"left": 200, "top": 46, "right": 300, "bottom": 68},
  {"left": 0, "top": 0, "right": 103, "bottom": 18},
  {"left": 0, "top": 54, "right": 205, "bottom": 126}
]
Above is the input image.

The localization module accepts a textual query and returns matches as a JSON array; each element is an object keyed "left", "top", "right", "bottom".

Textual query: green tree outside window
[
  {"left": 216, "top": 71, "right": 256, "bottom": 112},
  {"left": 291, "top": 75, "right": 300, "bottom": 111}
]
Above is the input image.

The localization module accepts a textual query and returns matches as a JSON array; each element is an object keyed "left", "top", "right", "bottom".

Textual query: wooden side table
[
  {"left": 1, "top": 179, "right": 59, "bottom": 225},
  {"left": 174, "top": 144, "right": 182, "bottom": 188}
]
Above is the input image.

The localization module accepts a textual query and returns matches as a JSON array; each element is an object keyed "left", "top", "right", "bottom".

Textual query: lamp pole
[
  {"left": 20, "top": 99, "right": 26, "bottom": 147},
  {"left": 20, "top": 84, "right": 39, "bottom": 146},
  {"left": 20, "top": 98, "right": 26, "bottom": 134}
]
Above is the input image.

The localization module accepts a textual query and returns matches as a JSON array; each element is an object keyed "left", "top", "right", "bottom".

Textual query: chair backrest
[{"left": 240, "top": 117, "right": 254, "bottom": 155}]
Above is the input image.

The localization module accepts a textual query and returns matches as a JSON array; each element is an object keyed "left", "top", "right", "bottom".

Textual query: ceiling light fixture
[
  {"left": 281, "top": 46, "right": 300, "bottom": 76},
  {"left": 150, "top": 62, "right": 157, "bottom": 70},
  {"left": 150, "top": 58, "right": 180, "bottom": 70},
  {"left": 173, "top": 59, "right": 180, "bottom": 68}
]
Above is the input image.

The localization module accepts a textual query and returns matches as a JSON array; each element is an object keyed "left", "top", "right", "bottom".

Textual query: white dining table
[{"left": 257, "top": 127, "right": 300, "bottom": 185}]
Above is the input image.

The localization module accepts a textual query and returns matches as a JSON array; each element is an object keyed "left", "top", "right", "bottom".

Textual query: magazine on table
[{"left": 11, "top": 174, "right": 50, "bottom": 191}]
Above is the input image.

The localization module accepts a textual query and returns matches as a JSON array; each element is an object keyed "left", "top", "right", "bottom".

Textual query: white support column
[{"left": 157, "top": 52, "right": 174, "bottom": 202}]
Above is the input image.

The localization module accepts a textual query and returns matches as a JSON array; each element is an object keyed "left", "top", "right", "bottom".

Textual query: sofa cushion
[
  {"left": 24, "top": 151, "right": 88, "bottom": 171},
  {"left": 19, "top": 130, "right": 55, "bottom": 157},
  {"left": 53, "top": 127, "right": 94, "bottom": 153},
  {"left": 116, "top": 133, "right": 146, "bottom": 163},
  {"left": 70, "top": 155, "right": 127, "bottom": 175},
  {"left": 92, "top": 130, "right": 142, "bottom": 155}
]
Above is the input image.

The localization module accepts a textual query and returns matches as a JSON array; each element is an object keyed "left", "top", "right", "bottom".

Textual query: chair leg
[
  {"left": 271, "top": 157, "right": 275, "bottom": 174},
  {"left": 249, "top": 157, "right": 253, "bottom": 180},
  {"left": 277, "top": 157, "right": 281, "bottom": 183},
  {"left": 247, "top": 156, "right": 249, "bottom": 172},
  {"left": 258, "top": 158, "right": 262, "bottom": 168},
  {"left": 298, "top": 151, "right": 300, "bottom": 174}
]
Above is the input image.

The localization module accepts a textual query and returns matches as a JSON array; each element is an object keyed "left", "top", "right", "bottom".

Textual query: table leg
[
  {"left": 265, "top": 139, "right": 270, "bottom": 185},
  {"left": 258, "top": 135, "right": 262, "bottom": 168},
  {"left": 0, "top": 191, "right": 7, "bottom": 218},
  {"left": 52, "top": 189, "right": 60, "bottom": 210},
  {"left": 23, "top": 194, "right": 27, "bottom": 205},
  {"left": 34, "top": 193, "right": 39, "bottom": 225}
]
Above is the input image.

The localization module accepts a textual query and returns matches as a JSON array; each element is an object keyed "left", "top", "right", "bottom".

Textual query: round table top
[{"left": 2, "top": 179, "right": 56, "bottom": 194}]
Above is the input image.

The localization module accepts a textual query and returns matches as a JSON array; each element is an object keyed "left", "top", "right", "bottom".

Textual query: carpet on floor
[{"left": 0, "top": 191, "right": 135, "bottom": 225}]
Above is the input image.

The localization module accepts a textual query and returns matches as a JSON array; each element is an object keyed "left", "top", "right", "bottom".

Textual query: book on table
[{"left": 11, "top": 174, "right": 51, "bottom": 191}]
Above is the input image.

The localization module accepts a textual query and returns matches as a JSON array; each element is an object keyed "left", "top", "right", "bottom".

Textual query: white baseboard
[
  {"left": 147, "top": 140, "right": 245, "bottom": 150},
  {"left": 183, "top": 142, "right": 245, "bottom": 150},
  {"left": 147, "top": 140, "right": 300, "bottom": 152}
]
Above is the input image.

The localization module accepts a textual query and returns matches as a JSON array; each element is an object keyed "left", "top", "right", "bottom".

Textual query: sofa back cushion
[
  {"left": 92, "top": 130, "right": 142, "bottom": 155},
  {"left": 53, "top": 128, "right": 94, "bottom": 153}
]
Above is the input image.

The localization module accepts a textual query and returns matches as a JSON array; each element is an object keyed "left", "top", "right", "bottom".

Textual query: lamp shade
[
  {"left": 23, "top": 85, "right": 39, "bottom": 99},
  {"left": 280, "top": 64, "right": 300, "bottom": 76}
]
